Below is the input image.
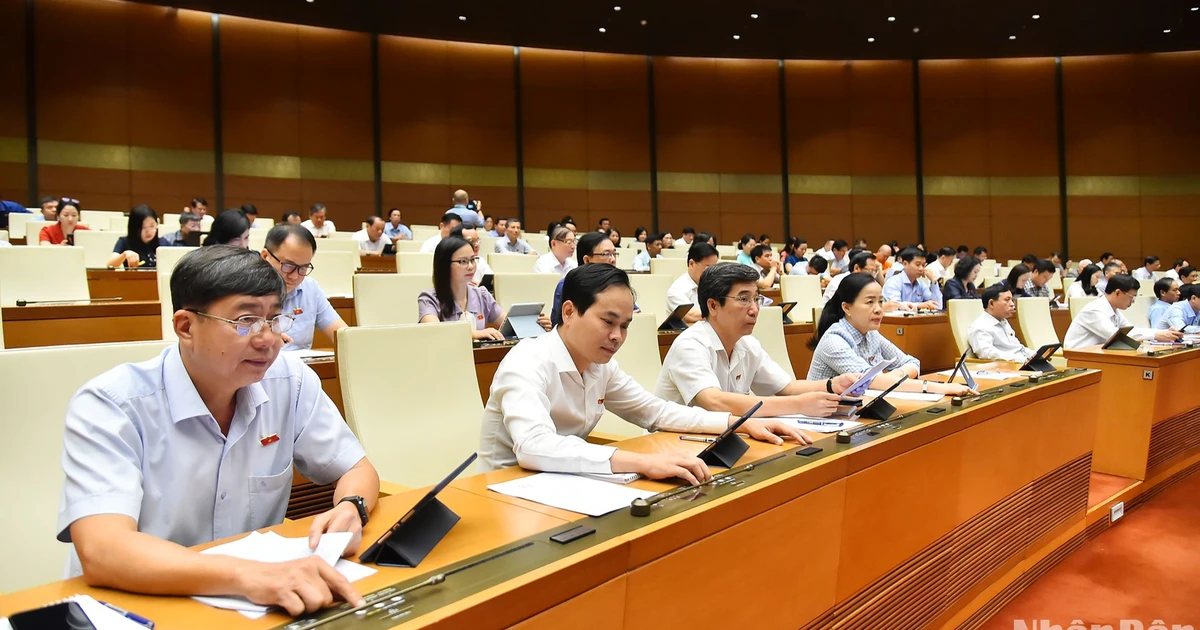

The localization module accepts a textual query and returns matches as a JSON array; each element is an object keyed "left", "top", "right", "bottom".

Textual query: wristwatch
[
  {"left": 825, "top": 378, "right": 834, "bottom": 394},
  {"left": 338, "top": 495, "right": 369, "bottom": 526},
  {"left": 921, "top": 380, "right": 929, "bottom": 394}
]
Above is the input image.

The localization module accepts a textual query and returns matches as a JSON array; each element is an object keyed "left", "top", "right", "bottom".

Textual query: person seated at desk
[
  {"left": 533, "top": 225, "right": 578, "bottom": 277},
  {"left": 807, "top": 273, "right": 974, "bottom": 396},
  {"left": 1064, "top": 274, "right": 1182, "bottom": 348},
  {"left": 967, "top": 285, "right": 1035, "bottom": 363},
  {"left": 353, "top": 215, "right": 390, "bottom": 256},
  {"left": 974, "top": 246, "right": 989, "bottom": 262},
  {"left": 736, "top": 233, "right": 757, "bottom": 266},
  {"left": 822, "top": 250, "right": 877, "bottom": 306},
  {"left": 283, "top": 210, "right": 303, "bottom": 225},
  {"left": 1133, "top": 255, "right": 1160, "bottom": 281},
  {"left": 384, "top": 208, "right": 412, "bottom": 242},
  {"left": 1023, "top": 259, "right": 1056, "bottom": 299},
  {"left": 828, "top": 239, "right": 850, "bottom": 276},
  {"left": 260, "top": 224, "right": 348, "bottom": 351},
  {"left": 108, "top": 204, "right": 166, "bottom": 268},
  {"left": 656, "top": 263, "right": 853, "bottom": 420},
  {"left": 1180, "top": 265, "right": 1199, "bottom": 286},
  {"left": 58, "top": 246, "right": 379, "bottom": 614},
  {"left": 1095, "top": 260, "right": 1125, "bottom": 294},
  {"left": 37, "top": 195, "right": 58, "bottom": 221},
  {"left": 1067, "top": 263, "right": 1102, "bottom": 298},
  {"left": 665, "top": 243, "right": 720, "bottom": 326},
  {"left": 943, "top": 256, "right": 981, "bottom": 302},
  {"left": 550, "top": 231, "right": 628, "bottom": 327},
  {"left": 494, "top": 218, "right": 538, "bottom": 255},
  {"left": 301, "top": 203, "right": 336, "bottom": 238},
  {"left": 782, "top": 236, "right": 808, "bottom": 275},
  {"left": 1155, "top": 283, "right": 1200, "bottom": 331},
  {"left": 39, "top": 197, "right": 88, "bottom": 245},
  {"left": 479, "top": 264, "right": 808, "bottom": 483},
  {"left": 926, "top": 247, "right": 956, "bottom": 282},
  {"left": 1164, "top": 258, "right": 1188, "bottom": 282},
  {"left": 203, "top": 209, "right": 251, "bottom": 248},
  {"left": 750, "top": 244, "right": 782, "bottom": 289},
  {"left": 632, "top": 233, "right": 664, "bottom": 271},
  {"left": 1149, "top": 278, "right": 1181, "bottom": 329},
  {"left": 882, "top": 247, "right": 943, "bottom": 311},
  {"left": 455, "top": 225, "right": 494, "bottom": 284},
  {"left": 421, "top": 212, "right": 463, "bottom": 253},
  {"left": 1065, "top": 258, "right": 1091, "bottom": 279},
  {"left": 161, "top": 211, "right": 202, "bottom": 247}
]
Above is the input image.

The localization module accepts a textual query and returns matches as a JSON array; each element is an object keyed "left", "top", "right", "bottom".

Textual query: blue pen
[
  {"left": 797, "top": 420, "right": 844, "bottom": 427},
  {"left": 98, "top": 601, "right": 155, "bottom": 629}
]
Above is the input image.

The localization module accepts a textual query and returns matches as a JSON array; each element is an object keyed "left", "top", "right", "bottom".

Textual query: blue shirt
[
  {"left": 807, "top": 318, "right": 920, "bottom": 381},
  {"left": 282, "top": 277, "right": 340, "bottom": 350},
  {"left": 1148, "top": 300, "right": 1172, "bottom": 329},
  {"left": 737, "top": 252, "right": 754, "bottom": 267},
  {"left": 632, "top": 250, "right": 656, "bottom": 272},
  {"left": 0, "top": 200, "right": 31, "bottom": 229},
  {"left": 1158, "top": 300, "right": 1199, "bottom": 330},
  {"left": 882, "top": 272, "right": 944, "bottom": 310},
  {"left": 383, "top": 222, "right": 412, "bottom": 241},
  {"left": 447, "top": 205, "right": 484, "bottom": 228},
  {"left": 57, "top": 345, "right": 365, "bottom": 575}
]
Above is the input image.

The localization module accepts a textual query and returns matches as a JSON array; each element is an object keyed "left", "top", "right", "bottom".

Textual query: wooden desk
[
  {"left": 879, "top": 313, "right": 960, "bottom": 372},
  {"left": 1065, "top": 345, "right": 1200, "bottom": 481},
  {"left": 1, "top": 301, "right": 161, "bottom": 348},
  {"left": 87, "top": 269, "right": 159, "bottom": 302},
  {"left": 0, "top": 368, "right": 1105, "bottom": 630}
]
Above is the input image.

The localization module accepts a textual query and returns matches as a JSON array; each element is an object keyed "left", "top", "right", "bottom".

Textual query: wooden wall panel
[{"left": 0, "top": 1, "right": 26, "bottom": 203}]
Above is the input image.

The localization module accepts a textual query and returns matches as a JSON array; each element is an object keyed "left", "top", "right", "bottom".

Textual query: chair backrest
[
  {"left": 1136, "top": 281, "right": 1156, "bottom": 298},
  {"left": 1016, "top": 297, "right": 1061, "bottom": 349},
  {"left": 523, "top": 233, "right": 549, "bottom": 254},
  {"left": 1061, "top": 277, "right": 1075, "bottom": 297},
  {"left": 0, "top": 278, "right": 4, "bottom": 349},
  {"left": 72, "top": 230, "right": 122, "bottom": 268},
  {"left": 410, "top": 225, "right": 439, "bottom": 243},
  {"left": 107, "top": 215, "right": 130, "bottom": 232},
  {"left": 751, "top": 305, "right": 795, "bottom": 378},
  {"left": 309, "top": 250, "right": 356, "bottom": 297},
  {"left": 161, "top": 213, "right": 181, "bottom": 232},
  {"left": 1006, "top": 259, "right": 1022, "bottom": 268},
  {"left": 393, "top": 240, "right": 424, "bottom": 253},
  {"left": 25, "top": 221, "right": 44, "bottom": 244},
  {"left": 779, "top": 274, "right": 822, "bottom": 324},
  {"left": 487, "top": 253, "right": 537, "bottom": 274},
  {"left": 0, "top": 229, "right": 7, "bottom": 242},
  {"left": 479, "top": 235, "right": 499, "bottom": 257},
  {"left": 627, "top": 273, "right": 675, "bottom": 325},
  {"left": 0, "top": 246, "right": 88, "bottom": 306},
  {"left": 337, "top": 322, "right": 482, "bottom": 487},
  {"left": 660, "top": 248, "right": 688, "bottom": 259},
  {"left": 0, "top": 340, "right": 172, "bottom": 592},
  {"left": 159, "top": 271, "right": 176, "bottom": 341},
  {"left": 1126, "top": 295, "right": 1154, "bottom": 328},
  {"left": 979, "top": 274, "right": 1005, "bottom": 288},
  {"left": 948, "top": 298, "right": 984, "bottom": 356},
  {"left": 395, "top": 252, "right": 434, "bottom": 275},
  {"left": 78, "top": 210, "right": 124, "bottom": 231},
  {"left": 155, "top": 246, "right": 198, "bottom": 274},
  {"left": 326, "top": 231, "right": 356, "bottom": 241},
  {"left": 247, "top": 228, "right": 269, "bottom": 252},
  {"left": 493, "top": 273, "right": 561, "bottom": 315},
  {"left": 253, "top": 218, "right": 275, "bottom": 229},
  {"left": 650, "top": 257, "right": 687, "bottom": 277},
  {"left": 7, "top": 213, "right": 34, "bottom": 241},
  {"left": 980, "top": 259, "right": 998, "bottom": 276},
  {"left": 1070, "top": 296, "right": 1099, "bottom": 318},
  {"left": 353, "top": 274, "right": 430, "bottom": 326},
  {"left": 715, "top": 244, "right": 738, "bottom": 260},
  {"left": 613, "top": 248, "right": 635, "bottom": 270},
  {"left": 318, "top": 238, "right": 362, "bottom": 269},
  {"left": 625, "top": 241, "right": 646, "bottom": 254},
  {"left": 593, "top": 312, "right": 660, "bottom": 439}
]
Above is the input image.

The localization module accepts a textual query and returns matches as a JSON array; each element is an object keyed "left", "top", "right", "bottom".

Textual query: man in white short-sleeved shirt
[
  {"left": 301, "top": 203, "right": 337, "bottom": 238},
  {"left": 479, "top": 264, "right": 809, "bottom": 485},
  {"left": 665, "top": 243, "right": 721, "bottom": 326},
  {"left": 967, "top": 284, "right": 1035, "bottom": 363},
  {"left": 353, "top": 216, "right": 391, "bottom": 255},
  {"left": 1064, "top": 274, "right": 1181, "bottom": 349},
  {"left": 57, "top": 246, "right": 379, "bottom": 615},
  {"left": 421, "top": 212, "right": 464, "bottom": 253},
  {"left": 656, "top": 263, "right": 854, "bottom": 420}
]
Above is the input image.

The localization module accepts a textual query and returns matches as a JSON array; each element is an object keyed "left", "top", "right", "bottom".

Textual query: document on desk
[
  {"left": 761, "top": 415, "right": 864, "bottom": 433},
  {"left": 284, "top": 348, "right": 335, "bottom": 361},
  {"left": 935, "top": 368, "right": 1025, "bottom": 380},
  {"left": 488, "top": 473, "right": 656, "bottom": 517},
  {"left": 193, "top": 531, "right": 375, "bottom": 619},
  {"left": 0, "top": 595, "right": 147, "bottom": 630},
  {"left": 863, "top": 389, "right": 945, "bottom": 402}
]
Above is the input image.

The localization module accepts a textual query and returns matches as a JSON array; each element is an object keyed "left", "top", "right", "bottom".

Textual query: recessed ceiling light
[
  {"left": 912, "top": 27, "right": 920, "bottom": 33},
  {"left": 887, "top": 16, "right": 896, "bottom": 22},
  {"left": 867, "top": 37, "right": 875, "bottom": 42},
  {"left": 640, "top": 19, "right": 647, "bottom": 25},
  {"left": 1193, "top": 7, "right": 1199, "bottom": 11},
  {"left": 750, "top": 13, "right": 759, "bottom": 18},
  {"left": 599, "top": 27, "right": 607, "bottom": 33},
  {"left": 1164, "top": 29, "right": 1172, "bottom": 33},
  {"left": 733, "top": 34, "right": 741, "bottom": 40},
  {"left": 1009, "top": 35, "right": 1016, "bottom": 40},
  {"left": 1032, "top": 14, "right": 1040, "bottom": 19},
  {"left": 458, "top": 15, "right": 466, "bottom": 21},
  {"left": 613, "top": 5, "right": 621, "bottom": 11}
]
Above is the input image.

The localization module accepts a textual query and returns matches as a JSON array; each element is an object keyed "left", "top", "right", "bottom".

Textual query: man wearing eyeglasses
[
  {"left": 57, "top": 246, "right": 380, "bottom": 615},
  {"left": 533, "top": 226, "right": 578, "bottom": 277},
  {"left": 260, "top": 223, "right": 348, "bottom": 351},
  {"left": 656, "top": 262, "right": 856, "bottom": 422}
]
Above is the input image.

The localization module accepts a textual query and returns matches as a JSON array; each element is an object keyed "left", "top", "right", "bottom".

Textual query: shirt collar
[
  {"left": 162, "top": 345, "right": 270, "bottom": 424},
  {"left": 833, "top": 318, "right": 868, "bottom": 346},
  {"left": 546, "top": 329, "right": 579, "bottom": 375}
]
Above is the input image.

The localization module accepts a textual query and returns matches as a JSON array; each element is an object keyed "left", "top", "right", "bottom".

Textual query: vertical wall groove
[
  {"left": 23, "top": 0, "right": 36, "bottom": 204},
  {"left": 778, "top": 59, "right": 791, "bottom": 240},
  {"left": 911, "top": 59, "right": 926, "bottom": 245},
  {"left": 646, "top": 55, "right": 659, "bottom": 233},
  {"left": 1054, "top": 57, "right": 1070, "bottom": 260},
  {"left": 370, "top": 33, "right": 382, "bottom": 216},
  {"left": 210, "top": 13, "right": 224, "bottom": 210},
  {"left": 512, "top": 46, "right": 525, "bottom": 223}
]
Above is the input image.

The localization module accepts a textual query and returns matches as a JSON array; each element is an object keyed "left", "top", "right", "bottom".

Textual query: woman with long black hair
[{"left": 108, "top": 204, "right": 165, "bottom": 268}]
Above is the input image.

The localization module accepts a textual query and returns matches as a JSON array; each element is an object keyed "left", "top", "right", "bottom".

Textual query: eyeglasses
[
  {"left": 59, "top": 197, "right": 79, "bottom": 206},
  {"left": 723, "top": 293, "right": 769, "bottom": 307},
  {"left": 265, "top": 249, "right": 315, "bottom": 276},
  {"left": 186, "top": 310, "right": 295, "bottom": 336},
  {"left": 591, "top": 251, "right": 620, "bottom": 259},
  {"left": 451, "top": 256, "right": 481, "bottom": 267},
  {"left": 555, "top": 237, "right": 577, "bottom": 246}
]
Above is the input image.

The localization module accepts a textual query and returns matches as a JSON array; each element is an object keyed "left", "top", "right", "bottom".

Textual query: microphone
[{"left": 15, "top": 297, "right": 122, "bottom": 307}]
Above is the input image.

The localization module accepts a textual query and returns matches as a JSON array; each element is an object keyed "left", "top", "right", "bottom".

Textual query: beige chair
[
  {"left": 200, "top": 214, "right": 214, "bottom": 232},
  {"left": 252, "top": 218, "right": 275, "bottom": 229},
  {"left": 1126, "top": 296, "right": 1154, "bottom": 328},
  {"left": 156, "top": 246, "right": 198, "bottom": 274},
  {"left": 780, "top": 274, "right": 822, "bottom": 324},
  {"left": 72, "top": 230, "right": 123, "bottom": 269},
  {"left": 751, "top": 305, "right": 795, "bottom": 378},
  {"left": 337, "top": 322, "right": 481, "bottom": 488},
  {"left": 715, "top": 244, "right": 738, "bottom": 260},
  {"left": 1070, "top": 296, "right": 1099, "bottom": 318},
  {"left": 493, "top": 273, "right": 560, "bottom": 315},
  {"left": 1136, "top": 281, "right": 1156, "bottom": 298},
  {"left": 0, "top": 279, "right": 4, "bottom": 349},
  {"left": 979, "top": 275, "right": 1005, "bottom": 288},
  {"left": 948, "top": 298, "right": 983, "bottom": 356},
  {"left": 613, "top": 247, "right": 635, "bottom": 271},
  {"left": 159, "top": 271, "right": 176, "bottom": 341},
  {"left": 1061, "top": 277, "right": 1075, "bottom": 297},
  {"left": 7, "top": 213, "right": 34, "bottom": 242},
  {"left": 488, "top": 253, "right": 537, "bottom": 274},
  {"left": 318, "top": 238, "right": 362, "bottom": 269},
  {"left": 650, "top": 257, "right": 687, "bottom": 277},
  {"left": 626, "top": 241, "right": 646, "bottom": 254},
  {"left": 0, "top": 340, "right": 172, "bottom": 592},
  {"left": 0, "top": 246, "right": 88, "bottom": 306},
  {"left": 1006, "top": 259, "right": 1022, "bottom": 268},
  {"left": 107, "top": 215, "right": 131, "bottom": 232},
  {"left": 660, "top": 248, "right": 688, "bottom": 260},
  {"left": 479, "top": 235, "right": 499, "bottom": 256},
  {"left": 247, "top": 228, "right": 269, "bottom": 252},
  {"left": 326, "top": 231, "right": 356, "bottom": 241},
  {"left": 980, "top": 259, "right": 998, "bottom": 278},
  {"left": 353, "top": 274, "right": 430, "bottom": 326},
  {"left": 628, "top": 273, "right": 674, "bottom": 325},
  {"left": 77, "top": 210, "right": 124, "bottom": 231},
  {"left": 1016, "top": 297, "right": 1066, "bottom": 366},
  {"left": 593, "top": 312, "right": 660, "bottom": 439},
  {"left": 410, "top": 225, "right": 439, "bottom": 243},
  {"left": 0, "top": 229, "right": 7, "bottom": 243},
  {"left": 524, "top": 233, "right": 549, "bottom": 254},
  {"left": 25, "top": 221, "right": 45, "bottom": 244},
  {"left": 309, "top": 250, "right": 356, "bottom": 297},
  {"left": 393, "top": 240, "right": 424, "bottom": 253},
  {"left": 161, "top": 213, "right": 181, "bottom": 232},
  {"left": 395, "top": 252, "right": 434, "bottom": 275}
]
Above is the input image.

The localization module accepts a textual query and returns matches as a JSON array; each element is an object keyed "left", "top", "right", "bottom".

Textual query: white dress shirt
[
  {"left": 821, "top": 271, "right": 849, "bottom": 306},
  {"left": 967, "top": 312, "right": 1035, "bottom": 362},
  {"left": 473, "top": 254, "right": 495, "bottom": 283},
  {"left": 1133, "top": 267, "right": 1156, "bottom": 281},
  {"left": 1064, "top": 296, "right": 1155, "bottom": 349},
  {"left": 665, "top": 273, "right": 699, "bottom": 311},
  {"left": 300, "top": 219, "right": 336, "bottom": 238},
  {"left": 420, "top": 234, "right": 442, "bottom": 253},
  {"left": 479, "top": 329, "right": 729, "bottom": 473},
  {"left": 353, "top": 229, "right": 390, "bottom": 254},
  {"left": 926, "top": 259, "right": 953, "bottom": 280},
  {"left": 532, "top": 252, "right": 577, "bottom": 277},
  {"left": 655, "top": 321, "right": 792, "bottom": 406},
  {"left": 1165, "top": 269, "right": 1181, "bottom": 282},
  {"left": 813, "top": 247, "right": 835, "bottom": 261},
  {"left": 1066, "top": 282, "right": 1090, "bottom": 299}
]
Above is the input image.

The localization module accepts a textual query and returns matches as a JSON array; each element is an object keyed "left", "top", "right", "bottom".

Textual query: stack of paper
[
  {"left": 285, "top": 348, "right": 335, "bottom": 362},
  {"left": 194, "top": 531, "right": 376, "bottom": 619},
  {"left": 488, "top": 473, "right": 655, "bottom": 516}
]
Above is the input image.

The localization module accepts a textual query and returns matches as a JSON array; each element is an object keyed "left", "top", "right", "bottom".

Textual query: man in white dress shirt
[
  {"left": 1164, "top": 258, "right": 1188, "bottom": 282},
  {"left": 353, "top": 216, "right": 390, "bottom": 256},
  {"left": 1132, "top": 255, "right": 1160, "bottom": 281},
  {"left": 532, "top": 225, "right": 578, "bottom": 277},
  {"left": 420, "top": 212, "right": 463, "bottom": 253},
  {"left": 479, "top": 265, "right": 808, "bottom": 484},
  {"left": 967, "top": 284, "right": 1035, "bottom": 362},
  {"left": 1064, "top": 274, "right": 1182, "bottom": 349},
  {"left": 656, "top": 263, "right": 854, "bottom": 422},
  {"left": 665, "top": 243, "right": 720, "bottom": 326},
  {"left": 300, "top": 203, "right": 336, "bottom": 238},
  {"left": 926, "top": 247, "right": 956, "bottom": 282},
  {"left": 822, "top": 251, "right": 877, "bottom": 306}
]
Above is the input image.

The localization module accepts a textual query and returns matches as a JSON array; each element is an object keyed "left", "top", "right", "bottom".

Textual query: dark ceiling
[{"left": 130, "top": 0, "right": 1200, "bottom": 60}]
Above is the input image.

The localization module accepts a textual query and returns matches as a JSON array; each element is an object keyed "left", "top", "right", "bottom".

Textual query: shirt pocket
[{"left": 248, "top": 462, "right": 294, "bottom": 528}]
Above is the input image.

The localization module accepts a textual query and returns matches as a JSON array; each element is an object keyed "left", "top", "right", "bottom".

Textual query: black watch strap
[
  {"left": 339, "top": 495, "right": 369, "bottom": 526},
  {"left": 826, "top": 378, "right": 834, "bottom": 394}
]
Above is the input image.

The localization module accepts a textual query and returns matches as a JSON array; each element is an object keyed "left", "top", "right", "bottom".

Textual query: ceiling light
[
  {"left": 1164, "top": 29, "right": 1172, "bottom": 33},
  {"left": 1193, "top": 7, "right": 1198, "bottom": 11},
  {"left": 867, "top": 37, "right": 875, "bottom": 42},
  {"left": 613, "top": 5, "right": 621, "bottom": 10},
  {"left": 912, "top": 27, "right": 920, "bottom": 33},
  {"left": 599, "top": 27, "right": 606, "bottom": 33},
  {"left": 1032, "top": 14, "right": 1040, "bottom": 19},
  {"left": 751, "top": 13, "right": 759, "bottom": 18},
  {"left": 458, "top": 15, "right": 466, "bottom": 21},
  {"left": 640, "top": 19, "right": 647, "bottom": 25},
  {"left": 733, "top": 34, "right": 741, "bottom": 40},
  {"left": 887, "top": 16, "right": 896, "bottom": 22},
  {"left": 1009, "top": 35, "right": 1016, "bottom": 40}
]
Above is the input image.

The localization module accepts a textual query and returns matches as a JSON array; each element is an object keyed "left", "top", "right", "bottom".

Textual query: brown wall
[{"left": 3, "top": 0, "right": 1199, "bottom": 264}]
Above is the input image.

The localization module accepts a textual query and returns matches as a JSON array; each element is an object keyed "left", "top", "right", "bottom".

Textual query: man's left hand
[
  {"left": 308, "top": 501, "right": 363, "bottom": 557},
  {"left": 738, "top": 419, "right": 814, "bottom": 446}
]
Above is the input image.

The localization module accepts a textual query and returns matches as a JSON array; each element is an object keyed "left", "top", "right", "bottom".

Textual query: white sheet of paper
[
  {"left": 937, "top": 369, "right": 1026, "bottom": 380},
  {"left": 863, "top": 389, "right": 945, "bottom": 402},
  {"left": 759, "top": 415, "right": 864, "bottom": 434},
  {"left": 488, "top": 473, "right": 656, "bottom": 517}
]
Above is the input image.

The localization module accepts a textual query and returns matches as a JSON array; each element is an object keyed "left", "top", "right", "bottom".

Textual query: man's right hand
[
  {"left": 1155, "top": 329, "right": 1184, "bottom": 342},
  {"left": 236, "top": 557, "right": 365, "bottom": 616},
  {"left": 614, "top": 451, "right": 712, "bottom": 485},
  {"left": 796, "top": 392, "right": 842, "bottom": 417},
  {"left": 471, "top": 327, "right": 505, "bottom": 341}
]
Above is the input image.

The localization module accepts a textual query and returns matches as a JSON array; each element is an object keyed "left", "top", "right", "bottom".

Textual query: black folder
[
  {"left": 856, "top": 375, "right": 909, "bottom": 421},
  {"left": 695, "top": 402, "right": 762, "bottom": 469}
]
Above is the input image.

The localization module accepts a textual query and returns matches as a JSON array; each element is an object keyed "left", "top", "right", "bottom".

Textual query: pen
[
  {"left": 679, "top": 435, "right": 716, "bottom": 443},
  {"left": 99, "top": 601, "right": 155, "bottom": 629},
  {"left": 796, "top": 420, "right": 845, "bottom": 427}
]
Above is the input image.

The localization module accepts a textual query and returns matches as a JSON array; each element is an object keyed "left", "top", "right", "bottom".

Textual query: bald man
[{"left": 446, "top": 189, "right": 484, "bottom": 228}]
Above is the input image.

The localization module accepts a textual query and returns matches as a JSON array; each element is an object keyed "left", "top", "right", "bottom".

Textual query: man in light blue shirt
[
  {"left": 383, "top": 208, "right": 412, "bottom": 242},
  {"left": 1148, "top": 278, "right": 1179, "bottom": 329},
  {"left": 58, "top": 246, "right": 379, "bottom": 614},
  {"left": 260, "top": 224, "right": 348, "bottom": 350},
  {"left": 488, "top": 217, "right": 507, "bottom": 238},
  {"left": 882, "top": 246, "right": 943, "bottom": 310},
  {"left": 1157, "top": 284, "right": 1200, "bottom": 330},
  {"left": 447, "top": 189, "right": 484, "bottom": 227},
  {"left": 633, "top": 233, "right": 663, "bottom": 271}
]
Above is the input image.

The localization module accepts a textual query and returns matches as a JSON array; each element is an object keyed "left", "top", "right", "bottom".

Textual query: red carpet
[{"left": 980, "top": 470, "right": 1200, "bottom": 629}]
